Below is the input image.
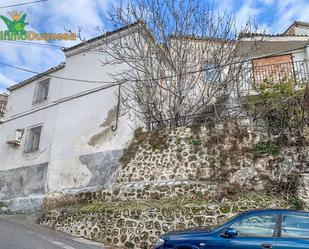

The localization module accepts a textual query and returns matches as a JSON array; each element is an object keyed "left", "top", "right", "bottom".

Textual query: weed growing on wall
[{"left": 252, "top": 141, "right": 280, "bottom": 158}]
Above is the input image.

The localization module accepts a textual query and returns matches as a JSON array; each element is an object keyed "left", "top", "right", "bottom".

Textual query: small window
[
  {"left": 24, "top": 125, "right": 42, "bottom": 153},
  {"left": 282, "top": 215, "right": 309, "bottom": 238},
  {"left": 230, "top": 214, "right": 277, "bottom": 237},
  {"left": 0, "top": 100, "right": 7, "bottom": 117},
  {"left": 204, "top": 64, "right": 220, "bottom": 84},
  {"left": 33, "top": 78, "right": 50, "bottom": 104}
]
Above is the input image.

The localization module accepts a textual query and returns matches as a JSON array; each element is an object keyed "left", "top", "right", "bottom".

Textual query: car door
[
  {"left": 206, "top": 213, "right": 279, "bottom": 249},
  {"left": 275, "top": 214, "right": 309, "bottom": 249}
]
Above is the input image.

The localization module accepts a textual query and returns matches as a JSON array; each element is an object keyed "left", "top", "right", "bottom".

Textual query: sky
[{"left": 0, "top": 0, "right": 309, "bottom": 93}]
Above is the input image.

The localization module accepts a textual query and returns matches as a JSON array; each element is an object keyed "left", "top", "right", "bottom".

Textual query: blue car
[{"left": 154, "top": 209, "right": 309, "bottom": 249}]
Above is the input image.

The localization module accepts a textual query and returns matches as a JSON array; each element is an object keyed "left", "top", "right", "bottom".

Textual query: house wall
[
  {"left": 293, "top": 26, "right": 309, "bottom": 36},
  {"left": 0, "top": 33, "right": 140, "bottom": 209},
  {"left": 285, "top": 25, "right": 309, "bottom": 36}
]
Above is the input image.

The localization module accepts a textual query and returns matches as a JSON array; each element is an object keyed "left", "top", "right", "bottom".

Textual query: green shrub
[
  {"left": 148, "top": 131, "right": 168, "bottom": 151},
  {"left": 289, "top": 195, "right": 306, "bottom": 210},
  {"left": 252, "top": 141, "right": 280, "bottom": 158},
  {"left": 134, "top": 127, "right": 143, "bottom": 139},
  {"left": 191, "top": 138, "right": 202, "bottom": 147},
  {"left": 120, "top": 127, "right": 146, "bottom": 166},
  {"left": 242, "top": 80, "right": 306, "bottom": 138}
]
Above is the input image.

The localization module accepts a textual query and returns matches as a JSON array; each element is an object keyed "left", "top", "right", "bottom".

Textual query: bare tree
[{"left": 91, "top": 0, "right": 262, "bottom": 128}]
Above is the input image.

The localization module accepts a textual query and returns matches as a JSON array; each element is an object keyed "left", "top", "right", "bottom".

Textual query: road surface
[{"left": 0, "top": 215, "right": 105, "bottom": 249}]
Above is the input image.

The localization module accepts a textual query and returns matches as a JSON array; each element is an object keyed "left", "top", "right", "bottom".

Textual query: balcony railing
[{"left": 240, "top": 60, "right": 309, "bottom": 92}]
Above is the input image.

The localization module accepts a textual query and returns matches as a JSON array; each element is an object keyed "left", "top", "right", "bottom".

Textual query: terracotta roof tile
[
  {"left": 239, "top": 32, "right": 309, "bottom": 38},
  {"left": 8, "top": 63, "right": 65, "bottom": 91},
  {"left": 62, "top": 20, "right": 144, "bottom": 52}
]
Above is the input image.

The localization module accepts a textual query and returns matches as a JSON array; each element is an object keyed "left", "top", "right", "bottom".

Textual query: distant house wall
[
  {"left": 292, "top": 26, "right": 309, "bottom": 36},
  {"left": 284, "top": 22, "right": 309, "bottom": 36}
]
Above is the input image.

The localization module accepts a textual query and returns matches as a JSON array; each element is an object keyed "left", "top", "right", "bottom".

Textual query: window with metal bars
[{"left": 0, "top": 100, "right": 7, "bottom": 117}]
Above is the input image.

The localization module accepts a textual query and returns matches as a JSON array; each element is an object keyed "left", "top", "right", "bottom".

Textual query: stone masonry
[{"left": 39, "top": 122, "right": 309, "bottom": 248}]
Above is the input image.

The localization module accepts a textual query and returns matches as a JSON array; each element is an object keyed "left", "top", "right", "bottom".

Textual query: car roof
[{"left": 241, "top": 208, "right": 309, "bottom": 216}]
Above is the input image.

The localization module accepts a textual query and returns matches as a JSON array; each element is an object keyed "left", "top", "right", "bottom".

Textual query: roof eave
[
  {"left": 62, "top": 20, "right": 145, "bottom": 55},
  {"left": 7, "top": 63, "right": 66, "bottom": 92}
]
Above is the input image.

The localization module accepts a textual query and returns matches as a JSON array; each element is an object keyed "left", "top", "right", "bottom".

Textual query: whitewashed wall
[{"left": 0, "top": 31, "right": 142, "bottom": 197}]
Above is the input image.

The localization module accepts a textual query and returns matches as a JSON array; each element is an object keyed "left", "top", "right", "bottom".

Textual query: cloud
[
  {"left": 266, "top": 0, "right": 309, "bottom": 32},
  {"left": 219, "top": 0, "right": 309, "bottom": 33},
  {"left": 259, "top": 0, "right": 275, "bottom": 4},
  {"left": 235, "top": 0, "right": 262, "bottom": 29},
  {"left": 0, "top": 72, "right": 14, "bottom": 93}
]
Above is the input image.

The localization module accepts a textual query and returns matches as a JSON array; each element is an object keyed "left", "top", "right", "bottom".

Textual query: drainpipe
[
  {"left": 305, "top": 45, "right": 309, "bottom": 80},
  {"left": 111, "top": 84, "right": 121, "bottom": 132},
  {"left": 305, "top": 44, "right": 309, "bottom": 60}
]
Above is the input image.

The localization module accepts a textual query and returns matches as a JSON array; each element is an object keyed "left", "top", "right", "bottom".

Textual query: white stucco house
[
  {"left": 0, "top": 22, "right": 146, "bottom": 212},
  {"left": 1, "top": 20, "right": 309, "bottom": 212}
]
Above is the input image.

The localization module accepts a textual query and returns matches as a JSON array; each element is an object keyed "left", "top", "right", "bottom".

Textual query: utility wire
[
  {"left": 0, "top": 34, "right": 307, "bottom": 68},
  {"left": 0, "top": 0, "right": 48, "bottom": 9},
  {"left": 0, "top": 61, "right": 120, "bottom": 84},
  {"left": 1, "top": 82, "right": 119, "bottom": 124},
  {"left": 1, "top": 40, "right": 62, "bottom": 48},
  {"left": 0, "top": 40, "right": 62, "bottom": 49}
]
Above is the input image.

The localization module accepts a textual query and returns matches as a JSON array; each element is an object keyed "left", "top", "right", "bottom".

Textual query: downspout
[
  {"left": 304, "top": 44, "right": 309, "bottom": 81},
  {"left": 111, "top": 84, "right": 121, "bottom": 132}
]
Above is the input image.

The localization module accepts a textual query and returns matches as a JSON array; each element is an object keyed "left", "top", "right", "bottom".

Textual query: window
[
  {"left": 0, "top": 100, "right": 7, "bottom": 117},
  {"left": 24, "top": 125, "right": 42, "bottom": 152},
  {"left": 33, "top": 78, "right": 50, "bottom": 103},
  {"left": 230, "top": 215, "right": 277, "bottom": 237},
  {"left": 282, "top": 215, "right": 309, "bottom": 238},
  {"left": 204, "top": 64, "right": 220, "bottom": 84}
]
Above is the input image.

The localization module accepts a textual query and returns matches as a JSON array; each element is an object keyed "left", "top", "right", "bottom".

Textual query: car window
[
  {"left": 282, "top": 215, "right": 309, "bottom": 238},
  {"left": 230, "top": 214, "right": 277, "bottom": 237}
]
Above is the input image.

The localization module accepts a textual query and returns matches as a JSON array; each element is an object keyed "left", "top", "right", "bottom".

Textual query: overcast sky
[{"left": 0, "top": 0, "right": 309, "bottom": 93}]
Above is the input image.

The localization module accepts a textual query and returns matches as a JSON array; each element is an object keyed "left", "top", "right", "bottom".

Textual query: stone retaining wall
[
  {"left": 39, "top": 193, "right": 289, "bottom": 249},
  {"left": 117, "top": 125, "right": 309, "bottom": 192},
  {"left": 43, "top": 181, "right": 218, "bottom": 211},
  {"left": 40, "top": 123, "right": 309, "bottom": 248}
]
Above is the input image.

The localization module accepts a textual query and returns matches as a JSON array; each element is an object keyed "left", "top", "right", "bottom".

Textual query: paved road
[{"left": 0, "top": 215, "right": 105, "bottom": 249}]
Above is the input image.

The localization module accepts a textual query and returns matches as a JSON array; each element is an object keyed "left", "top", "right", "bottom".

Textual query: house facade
[
  {"left": 1, "top": 20, "right": 309, "bottom": 212},
  {"left": 0, "top": 23, "right": 144, "bottom": 212}
]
